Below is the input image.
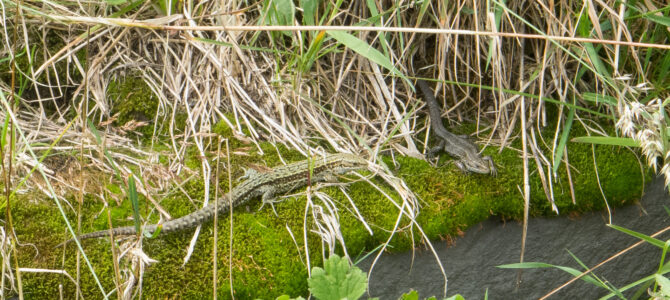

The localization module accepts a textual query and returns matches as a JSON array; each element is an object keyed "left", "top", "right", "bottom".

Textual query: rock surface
[{"left": 360, "top": 176, "right": 670, "bottom": 299}]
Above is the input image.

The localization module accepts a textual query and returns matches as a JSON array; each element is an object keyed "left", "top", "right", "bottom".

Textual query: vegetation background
[{"left": 0, "top": 0, "right": 669, "bottom": 298}]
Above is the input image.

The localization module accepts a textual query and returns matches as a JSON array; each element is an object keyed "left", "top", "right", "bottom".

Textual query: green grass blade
[
  {"left": 645, "top": 14, "right": 670, "bottom": 27},
  {"left": 553, "top": 105, "right": 575, "bottom": 173},
  {"left": 600, "top": 274, "right": 657, "bottom": 299},
  {"left": 301, "top": 31, "right": 327, "bottom": 72},
  {"left": 1, "top": 110, "right": 9, "bottom": 149},
  {"left": 576, "top": 6, "right": 611, "bottom": 79},
  {"left": 582, "top": 92, "right": 618, "bottom": 106},
  {"left": 608, "top": 224, "right": 665, "bottom": 248},
  {"left": 498, "top": 262, "right": 602, "bottom": 286},
  {"left": 128, "top": 175, "right": 141, "bottom": 233},
  {"left": 485, "top": 0, "right": 503, "bottom": 72},
  {"left": 566, "top": 250, "right": 619, "bottom": 294},
  {"left": 571, "top": 136, "right": 639, "bottom": 147},
  {"left": 326, "top": 30, "right": 408, "bottom": 84},
  {"left": 87, "top": 118, "right": 123, "bottom": 182},
  {"left": 192, "top": 37, "right": 289, "bottom": 55}
]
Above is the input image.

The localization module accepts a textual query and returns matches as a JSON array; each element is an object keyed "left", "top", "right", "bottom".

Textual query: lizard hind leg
[
  {"left": 427, "top": 140, "right": 447, "bottom": 160},
  {"left": 483, "top": 156, "right": 497, "bottom": 176},
  {"left": 258, "top": 188, "right": 281, "bottom": 216}
]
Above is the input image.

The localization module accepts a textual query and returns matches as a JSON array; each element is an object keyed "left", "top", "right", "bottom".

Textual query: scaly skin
[
  {"left": 417, "top": 80, "right": 496, "bottom": 175},
  {"left": 59, "top": 153, "right": 368, "bottom": 246}
]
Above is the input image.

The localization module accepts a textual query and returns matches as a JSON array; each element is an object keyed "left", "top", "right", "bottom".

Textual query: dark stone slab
[{"left": 360, "top": 176, "right": 670, "bottom": 299}]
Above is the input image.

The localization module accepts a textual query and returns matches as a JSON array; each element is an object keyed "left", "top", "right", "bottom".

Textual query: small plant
[
  {"left": 301, "top": 254, "right": 465, "bottom": 300},
  {"left": 308, "top": 254, "right": 369, "bottom": 300}
]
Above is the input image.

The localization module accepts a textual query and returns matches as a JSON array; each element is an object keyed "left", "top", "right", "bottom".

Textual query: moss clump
[
  {"left": 107, "top": 78, "right": 159, "bottom": 138},
  {"left": 11, "top": 122, "right": 650, "bottom": 298}
]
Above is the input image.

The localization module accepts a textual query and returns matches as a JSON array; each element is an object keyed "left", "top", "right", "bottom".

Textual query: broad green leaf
[
  {"left": 273, "top": 0, "right": 295, "bottom": 25},
  {"left": 308, "top": 255, "right": 367, "bottom": 300},
  {"left": 400, "top": 290, "right": 419, "bottom": 300},
  {"left": 656, "top": 274, "right": 670, "bottom": 296},
  {"left": 299, "top": 0, "right": 317, "bottom": 26}
]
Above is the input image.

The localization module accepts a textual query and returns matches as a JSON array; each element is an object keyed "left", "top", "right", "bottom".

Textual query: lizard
[
  {"left": 417, "top": 79, "right": 496, "bottom": 175},
  {"left": 58, "top": 153, "right": 368, "bottom": 247}
]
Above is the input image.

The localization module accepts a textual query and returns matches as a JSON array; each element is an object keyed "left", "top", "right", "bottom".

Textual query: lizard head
[
  {"left": 327, "top": 153, "right": 369, "bottom": 174},
  {"left": 456, "top": 154, "right": 497, "bottom": 176}
]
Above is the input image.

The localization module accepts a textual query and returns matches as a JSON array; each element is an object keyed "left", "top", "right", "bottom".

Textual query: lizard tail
[{"left": 54, "top": 225, "right": 146, "bottom": 249}]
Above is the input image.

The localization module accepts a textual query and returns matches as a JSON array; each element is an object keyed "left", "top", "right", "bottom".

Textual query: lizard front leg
[{"left": 483, "top": 156, "right": 497, "bottom": 176}]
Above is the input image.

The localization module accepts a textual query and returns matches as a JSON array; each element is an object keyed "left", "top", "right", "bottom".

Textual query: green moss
[
  {"left": 11, "top": 121, "right": 650, "bottom": 298},
  {"left": 108, "top": 78, "right": 159, "bottom": 138}
]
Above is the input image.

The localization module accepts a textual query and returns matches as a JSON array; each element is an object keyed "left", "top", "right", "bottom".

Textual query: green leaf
[
  {"left": 553, "top": 106, "right": 574, "bottom": 173},
  {"left": 498, "top": 262, "right": 556, "bottom": 269},
  {"left": 445, "top": 295, "right": 465, "bottom": 300},
  {"left": 144, "top": 224, "right": 162, "bottom": 238},
  {"left": 576, "top": 5, "right": 610, "bottom": 78},
  {"left": 105, "top": 0, "right": 127, "bottom": 5},
  {"left": 326, "top": 30, "right": 408, "bottom": 84},
  {"left": 300, "top": 0, "right": 317, "bottom": 26},
  {"left": 154, "top": 0, "right": 180, "bottom": 15},
  {"left": 656, "top": 274, "right": 670, "bottom": 296},
  {"left": 308, "top": 255, "right": 367, "bottom": 300},
  {"left": 582, "top": 92, "right": 617, "bottom": 106},
  {"left": 608, "top": 224, "right": 665, "bottom": 248},
  {"left": 484, "top": 1, "right": 504, "bottom": 72},
  {"left": 128, "top": 175, "right": 141, "bottom": 234},
  {"left": 571, "top": 136, "right": 639, "bottom": 147},
  {"left": 399, "top": 290, "right": 419, "bottom": 300},
  {"left": 646, "top": 14, "right": 670, "bottom": 27},
  {"left": 272, "top": 0, "right": 295, "bottom": 25},
  {"left": 497, "top": 262, "right": 601, "bottom": 286},
  {"left": 262, "top": 0, "right": 296, "bottom": 38},
  {"left": 87, "top": 118, "right": 103, "bottom": 144},
  {"left": 1, "top": 110, "right": 9, "bottom": 149},
  {"left": 87, "top": 118, "right": 123, "bottom": 182},
  {"left": 301, "top": 31, "right": 327, "bottom": 73}
]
